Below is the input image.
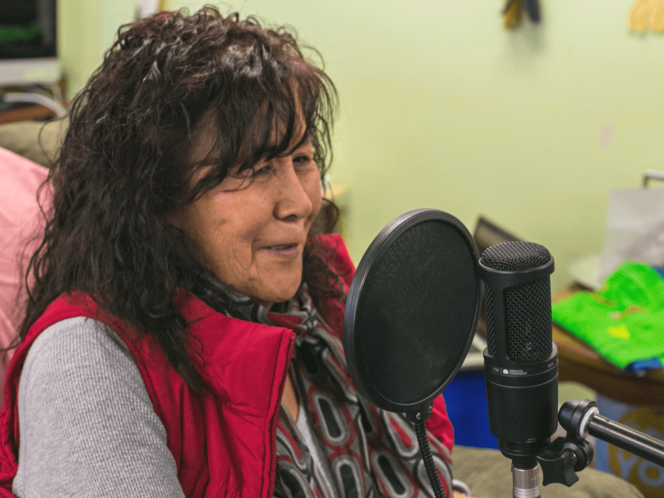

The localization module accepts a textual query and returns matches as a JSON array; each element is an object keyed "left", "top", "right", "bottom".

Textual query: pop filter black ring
[{"left": 343, "top": 209, "right": 483, "bottom": 419}]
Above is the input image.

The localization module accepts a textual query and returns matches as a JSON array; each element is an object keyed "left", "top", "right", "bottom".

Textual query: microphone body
[{"left": 479, "top": 242, "right": 558, "bottom": 494}]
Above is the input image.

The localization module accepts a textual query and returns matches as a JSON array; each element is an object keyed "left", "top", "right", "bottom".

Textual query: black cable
[{"left": 415, "top": 420, "right": 447, "bottom": 498}]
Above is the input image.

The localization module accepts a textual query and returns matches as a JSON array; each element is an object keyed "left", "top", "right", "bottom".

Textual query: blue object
[
  {"left": 653, "top": 266, "right": 664, "bottom": 281},
  {"left": 627, "top": 357, "right": 663, "bottom": 372},
  {"left": 444, "top": 369, "right": 498, "bottom": 449}
]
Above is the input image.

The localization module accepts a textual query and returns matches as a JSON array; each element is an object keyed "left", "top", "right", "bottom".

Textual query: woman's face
[{"left": 180, "top": 132, "right": 322, "bottom": 307}]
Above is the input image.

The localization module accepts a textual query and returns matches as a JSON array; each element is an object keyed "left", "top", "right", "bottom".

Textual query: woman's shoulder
[
  {"left": 15, "top": 316, "right": 185, "bottom": 497},
  {"left": 20, "top": 315, "right": 156, "bottom": 430},
  {"left": 25, "top": 316, "right": 134, "bottom": 379}
]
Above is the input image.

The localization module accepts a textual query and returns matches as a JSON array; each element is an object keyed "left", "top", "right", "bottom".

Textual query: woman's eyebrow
[
  {"left": 279, "top": 136, "right": 312, "bottom": 157},
  {"left": 296, "top": 137, "right": 313, "bottom": 148}
]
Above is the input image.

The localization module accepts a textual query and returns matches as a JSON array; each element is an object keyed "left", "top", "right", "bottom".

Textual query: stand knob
[{"left": 538, "top": 439, "right": 579, "bottom": 487}]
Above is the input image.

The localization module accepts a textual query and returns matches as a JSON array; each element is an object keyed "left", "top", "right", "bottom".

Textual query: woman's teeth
[{"left": 268, "top": 244, "right": 292, "bottom": 250}]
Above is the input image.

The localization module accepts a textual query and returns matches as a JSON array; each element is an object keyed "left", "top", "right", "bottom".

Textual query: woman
[{"left": 0, "top": 8, "right": 456, "bottom": 498}]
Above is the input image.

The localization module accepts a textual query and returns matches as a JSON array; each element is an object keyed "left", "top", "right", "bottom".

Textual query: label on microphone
[
  {"left": 507, "top": 368, "right": 527, "bottom": 376},
  {"left": 484, "top": 348, "right": 559, "bottom": 388},
  {"left": 492, "top": 367, "right": 528, "bottom": 376}
]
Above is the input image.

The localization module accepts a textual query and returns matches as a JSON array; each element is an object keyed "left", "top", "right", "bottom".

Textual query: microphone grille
[
  {"left": 482, "top": 241, "right": 553, "bottom": 362},
  {"left": 481, "top": 241, "right": 551, "bottom": 272}
]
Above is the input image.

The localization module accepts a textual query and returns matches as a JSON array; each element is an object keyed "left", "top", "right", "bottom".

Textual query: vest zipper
[{"left": 267, "top": 332, "right": 296, "bottom": 497}]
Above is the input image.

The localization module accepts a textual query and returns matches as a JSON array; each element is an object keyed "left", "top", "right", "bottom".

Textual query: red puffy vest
[{"left": 0, "top": 235, "right": 453, "bottom": 497}]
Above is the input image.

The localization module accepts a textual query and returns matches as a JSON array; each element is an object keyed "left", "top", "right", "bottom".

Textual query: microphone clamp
[
  {"left": 537, "top": 400, "right": 664, "bottom": 486},
  {"left": 537, "top": 400, "right": 596, "bottom": 487},
  {"left": 539, "top": 399, "right": 664, "bottom": 488}
]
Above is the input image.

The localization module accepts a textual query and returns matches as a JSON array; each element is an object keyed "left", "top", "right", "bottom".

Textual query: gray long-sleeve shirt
[{"left": 13, "top": 317, "right": 185, "bottom": 498}]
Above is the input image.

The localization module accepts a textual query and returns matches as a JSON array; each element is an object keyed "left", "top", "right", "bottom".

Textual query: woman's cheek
[{"left": 306, "top": 178, "right": 323, "bottom": 221}]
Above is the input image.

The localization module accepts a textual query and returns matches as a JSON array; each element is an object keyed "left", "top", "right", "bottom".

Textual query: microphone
[{"left": 478, "top": 241, "right": 558, "bottom": 498}]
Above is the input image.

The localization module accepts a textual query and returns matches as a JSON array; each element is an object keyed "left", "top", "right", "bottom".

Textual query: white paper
[{"left": 600, "top": 188, "right": 664, "bottom": 279}]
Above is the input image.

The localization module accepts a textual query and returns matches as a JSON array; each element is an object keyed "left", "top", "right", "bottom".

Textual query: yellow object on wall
[
  {"left": 504, "top": 0, "right": 522, "bottom": 30},
  {"left": 629, "top": 0, "right": 664, "bottom": 32}
]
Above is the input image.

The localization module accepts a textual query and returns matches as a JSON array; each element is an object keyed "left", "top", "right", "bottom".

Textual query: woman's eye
[
  {"left": 252, "top": 164, "right": 273, "bottom": 177},
  {"left": 293, "top": 154, "right": 312, "bottom": 167}
]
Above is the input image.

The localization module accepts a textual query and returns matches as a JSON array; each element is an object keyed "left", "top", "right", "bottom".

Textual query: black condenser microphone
[{"left": 479, "top": 241, "right": 558, "bottom": 498}]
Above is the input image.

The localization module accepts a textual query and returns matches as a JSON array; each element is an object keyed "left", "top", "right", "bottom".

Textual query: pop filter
[
  {"left": 343, "top": 209, "right": 482, "bottom": 418},
  {"left": 343, "top": 209, "right": 482, "bottom": 497}
]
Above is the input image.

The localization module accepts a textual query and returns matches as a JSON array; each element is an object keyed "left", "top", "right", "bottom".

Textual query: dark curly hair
[{"left": 21, "top": 7, "right": 341, "bottom": 391}]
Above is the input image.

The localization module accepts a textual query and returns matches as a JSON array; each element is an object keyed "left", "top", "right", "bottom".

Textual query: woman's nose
[{"left": 273, "top": 159, "right": 314, "bottom": 222}]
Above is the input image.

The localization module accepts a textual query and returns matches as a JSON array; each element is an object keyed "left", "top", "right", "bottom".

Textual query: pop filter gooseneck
[{"left": 343, "top": 209, "right": 482, "bottom": 497}]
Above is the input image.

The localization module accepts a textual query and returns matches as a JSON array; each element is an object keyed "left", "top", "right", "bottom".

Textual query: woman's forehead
[
  {"left": 266, "top": 109, "right": 308, "bottom": 146},
  {"left": 188, "top": 113, "right": 311, "bottom": 177}
]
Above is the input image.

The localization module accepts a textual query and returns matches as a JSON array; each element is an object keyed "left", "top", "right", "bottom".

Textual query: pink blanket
[{"left": 0, "top": 147, "right": 51, "bottom": 407}]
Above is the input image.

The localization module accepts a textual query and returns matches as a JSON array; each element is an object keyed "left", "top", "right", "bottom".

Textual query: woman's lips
[{"left": 261, "top": 243, "right": 300, "bottom": 256}]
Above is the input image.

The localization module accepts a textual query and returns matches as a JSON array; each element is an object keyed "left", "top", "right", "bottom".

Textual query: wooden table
[
  {"left": 0, "top": 104, "right": 54, "bottom": 125},
  {"left": 553, "top": 285, "right": 664, "bottom": 406}
]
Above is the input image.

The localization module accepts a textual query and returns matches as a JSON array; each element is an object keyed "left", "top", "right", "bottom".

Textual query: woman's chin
[{"left": 250, "top": 282, "right": 301, "bottom": 308}]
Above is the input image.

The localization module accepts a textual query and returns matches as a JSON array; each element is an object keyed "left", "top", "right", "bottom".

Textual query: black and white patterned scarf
[{"left": 228, "top": 284, "right": 453, "bottom": 498}]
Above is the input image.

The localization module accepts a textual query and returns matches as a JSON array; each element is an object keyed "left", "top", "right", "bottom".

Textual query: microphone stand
[{"left": 537, "top": 399, "right": 664, "bottom": 488}]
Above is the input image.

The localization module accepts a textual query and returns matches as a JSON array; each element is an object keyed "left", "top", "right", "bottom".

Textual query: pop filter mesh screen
[{"left": 357, "top": 220, "right": 478, "bottom": 405}]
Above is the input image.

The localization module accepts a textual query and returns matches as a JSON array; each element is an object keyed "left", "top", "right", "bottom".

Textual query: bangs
[
  {"left": 243, "top": 82, "right": 307, "bottom": 167},
  {"left": 189, "top": 58, "right": 335, "bottom": 199}
]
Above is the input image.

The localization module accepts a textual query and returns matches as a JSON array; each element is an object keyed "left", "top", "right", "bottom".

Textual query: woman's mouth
[
  {"left": 262, "top": 243, "right": 300, "bottom": 255},
  {"left": 266, "top": 244, "right": 296, "bottom": 250}
]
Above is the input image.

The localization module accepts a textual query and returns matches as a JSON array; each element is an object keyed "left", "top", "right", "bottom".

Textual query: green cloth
[{"left": 552, "top": 262, "right": 664, "bottom": 370}]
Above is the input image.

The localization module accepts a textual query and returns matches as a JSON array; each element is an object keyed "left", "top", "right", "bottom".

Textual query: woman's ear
[{"left": 167, "top": 207, "right": 188, "bottom": 233}]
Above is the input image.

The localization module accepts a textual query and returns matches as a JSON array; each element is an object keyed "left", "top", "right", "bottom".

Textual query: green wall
[
  {"left": 61, "top": 0, "right": 664, "bottom": 294},
  {"left": 57, "top": 0, "right": 136, "bottom": 101},
  {"left": 58, "top": 0, "right": 102, "bottom": 101}
]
